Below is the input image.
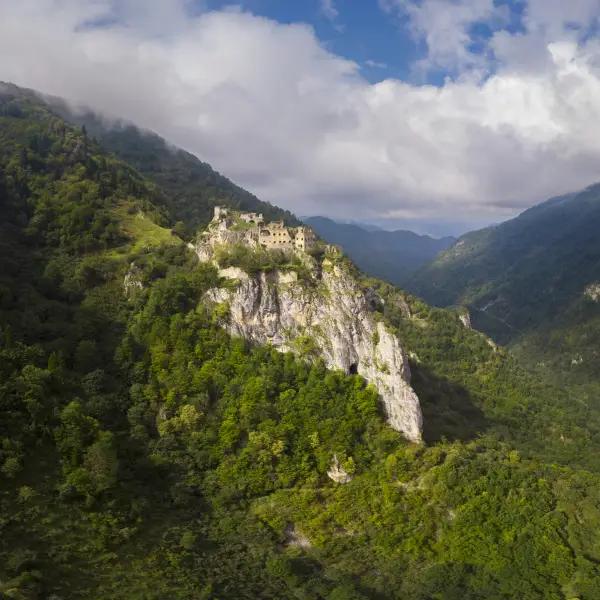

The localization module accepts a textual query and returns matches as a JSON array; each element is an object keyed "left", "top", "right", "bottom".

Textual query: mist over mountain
[
  {"left": 46, "top": 93, "right": 299, "bottom": 232},
  {"left": 304, "top": 216, "right": 455, "bottom": 285}
]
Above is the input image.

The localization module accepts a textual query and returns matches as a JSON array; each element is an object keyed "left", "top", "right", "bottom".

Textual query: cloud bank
[{"left": 2, "top": 0, "right": 600, "bottom": 229}]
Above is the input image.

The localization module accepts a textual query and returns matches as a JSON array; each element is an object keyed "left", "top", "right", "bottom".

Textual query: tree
[
  {"left": 55, "top": 400, "right": 99, "bottom": 468},
  {"left": 84, "top": 430, "right": 119, "bottom": 493}
]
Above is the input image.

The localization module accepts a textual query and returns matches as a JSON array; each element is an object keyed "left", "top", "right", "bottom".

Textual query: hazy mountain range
[{"left": 304, "top": 216, "right": 455, "bottom": 285}]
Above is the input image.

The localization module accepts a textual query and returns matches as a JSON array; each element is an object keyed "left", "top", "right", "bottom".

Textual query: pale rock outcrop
[
  {"left": 206, "top": 260, "right": 423, "bottom": 443},
  {"left": 327, "top": 455, "right": 353, "bottom": 484},
  {"left": 487, "top": 338, "right": 499, "bottom": 352},
  {"left": 283, "top": 524, "right": 312, "bottom": 549},
  {"left": 123, "top": 262, "right": 143, "bottom": 297},
  {"left": 218, "top": 266, "right": 249, "bottom": 281},
  {"left": 395, "top": 296, "right": 412, "bottom": 319},
  {"left": 459, "top": 310, "right": 472, "bottom": 329},
  {"left": 195, "top": 225, "right": 259, "bottom": 263},
  {"left": 277, "top": 271, "right": 298, "bottom": 284},
  {"left": 584, "top": 282, "right": 600, "bottom": 302}
]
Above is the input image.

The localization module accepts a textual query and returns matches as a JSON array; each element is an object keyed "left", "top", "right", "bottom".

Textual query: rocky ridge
[{"left": 194, "top": 223, "right": 423, "bottom": 443}]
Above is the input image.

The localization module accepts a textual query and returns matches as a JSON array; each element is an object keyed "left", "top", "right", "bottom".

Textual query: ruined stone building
[
  {"left": 258, "top": 220, "right": 293, "bottom": 249},
  {"left": 210, "top": 206, "right": 317, "bottom": 253},
  {"left": 258, "top": 221, "right": 317, "bottom": 251},
  {"left": 239, "top": 212, "right": 264, "bottom": 225},
  {"left": 293, "top": 226, "right": 317, "bottom": 251},
  {"left": 212, "top": 206, "right": 230, "bottom": 222}
]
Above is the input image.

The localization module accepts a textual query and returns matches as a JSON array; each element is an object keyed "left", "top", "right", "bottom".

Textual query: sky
[{"left": 2, "top": 1, "right": 600, "bottom": 235}]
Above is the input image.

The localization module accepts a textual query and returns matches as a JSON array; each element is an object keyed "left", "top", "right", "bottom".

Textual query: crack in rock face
[{"left": 205, "top": 261, "right": 423, "bottom": 443}]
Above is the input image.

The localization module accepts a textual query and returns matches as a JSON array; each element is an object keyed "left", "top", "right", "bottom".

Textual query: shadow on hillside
[{"left": 410, "top": 363, "right": 489, "bottom": 444}]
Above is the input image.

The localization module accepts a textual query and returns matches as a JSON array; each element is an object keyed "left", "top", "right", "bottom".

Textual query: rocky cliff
[{"left": 199, "top": 244, "right": 423, "bottom": 442}]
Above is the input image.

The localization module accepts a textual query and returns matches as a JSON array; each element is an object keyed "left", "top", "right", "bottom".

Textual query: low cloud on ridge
[{"left": 2, "top": 0, "right": 600, "bottom": 229}]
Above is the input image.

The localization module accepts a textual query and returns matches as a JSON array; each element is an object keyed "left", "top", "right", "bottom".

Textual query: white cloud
[
  {"left": 365, "top": 59, "right": 388, "bottom": 69},
  {"left": 524, "top": 0, "right": 600, "bottom": 38},
  {"left": 381, "top": 0, "right": 508, "bottom": 76},
  {"left": 1, "top": 0, "right": 600, "bottom": 228},
  {"left": 320, "top": 0, "right": 344, "bottom": 33},
  {"left": 491, "top": 0, "right": 600, "bottom": 76}
]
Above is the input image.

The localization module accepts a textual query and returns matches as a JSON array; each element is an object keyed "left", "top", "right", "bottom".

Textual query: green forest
[
  {"left": 2, "top": 86, "right": 600, "bottom": 599},
  {"left": 407, "top": 187, "right": 600, "bottom": 396}
]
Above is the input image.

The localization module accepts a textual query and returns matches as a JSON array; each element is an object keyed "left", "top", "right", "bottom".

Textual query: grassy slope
[{"left": 112, "top": 203, "right": 180, "bottom": 254}]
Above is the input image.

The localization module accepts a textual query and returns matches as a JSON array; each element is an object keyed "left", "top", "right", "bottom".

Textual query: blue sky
[
  {"left": 207, "top": 0, "right": 420, "bottom": 82},
  {"left": 205, "top": 0, "right": 528, "bottom": 85},
  {"left": 3, "top": 0, "right": 600, "bottom": 236}
]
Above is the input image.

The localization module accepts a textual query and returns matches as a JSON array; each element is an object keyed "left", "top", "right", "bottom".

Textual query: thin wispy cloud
[
  {"left": 365, "top": 59, "right": 388, "bottom": 69},
  {"left": 320, "top": 0, "right": 339, "bottom": 21},
  {"left": 319, "top": 0, "right": 344, "bottom": 32},
  {"left": 380, "top": 0, "right": 509, "bottom": 76}
]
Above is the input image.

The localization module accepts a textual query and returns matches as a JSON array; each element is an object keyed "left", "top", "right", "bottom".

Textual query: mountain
[
  {"left": 3, "top": 83, "right": 600, "bottom": 599},
  {"left": 2, "top": 82, "right": 298, "bottom": 234},
  {"left": 195, "top": 213, "right": 423, "bottom": 442},
  {"left": 407, "top": 187, "right": 600, "bottom": 385},
  {"left": 304, "top": 216, "right": 455, "bottom": 285},
  {"left": 78, "top": 116, "right": 301, "bottom": 231}
]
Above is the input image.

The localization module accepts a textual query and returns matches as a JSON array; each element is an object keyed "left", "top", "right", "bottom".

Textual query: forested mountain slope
[
  {"left": 408, "top": 187, "right": 600, "bottom": 384},
  {"left": 2, "top": 84, "right": 600, "bottom": 599},
  {"left": 2, "top": 83, "right": 298, "bottom": 233},
  {"left": 81, "top": 117, "right": 300, "bottom": 231},
  {"left": 304, "top": 216, "right": 455, "bottom": 285}
]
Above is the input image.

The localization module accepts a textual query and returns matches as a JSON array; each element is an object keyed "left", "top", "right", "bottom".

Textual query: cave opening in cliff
[{"left": 348, "top": 362, "right": 358, "bottom": 375}]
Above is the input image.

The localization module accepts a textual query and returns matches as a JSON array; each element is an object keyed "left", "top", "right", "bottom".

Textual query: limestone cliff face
[{"left": 205, "top": 260, "right": 423, "bottom": 443}]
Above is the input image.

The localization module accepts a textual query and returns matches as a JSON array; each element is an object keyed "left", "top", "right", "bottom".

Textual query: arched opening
[{"left": 348, "top": 362, "right": 358, "bottom": 375}]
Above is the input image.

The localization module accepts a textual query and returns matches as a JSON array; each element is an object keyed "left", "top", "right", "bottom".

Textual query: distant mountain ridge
[
  {"left": 304, "top": 216, "right": 455, "bottom": 285},
  {"left": 407, "top": 184, "right": 600, "bottom": 383}
]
